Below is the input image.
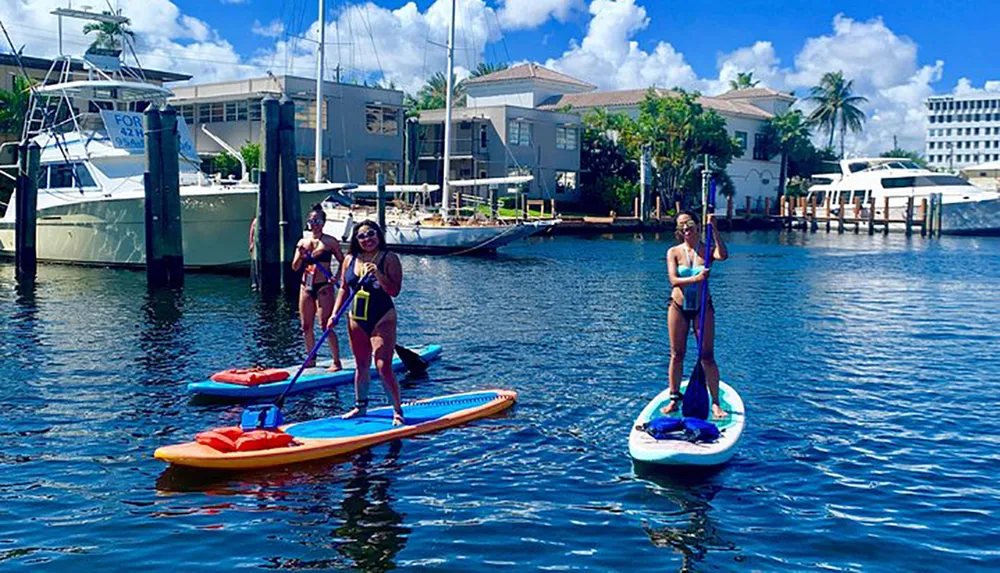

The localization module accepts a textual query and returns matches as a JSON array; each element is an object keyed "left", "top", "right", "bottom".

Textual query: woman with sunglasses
[
  {"left": 331, "top": 221, "right": 406, "bottom": 426},
  {"left": 663, "top": 211, "right": 728, "bottom": 418},
  {"left": 292, "top": 204, "right": 345, "bottom": 371}
]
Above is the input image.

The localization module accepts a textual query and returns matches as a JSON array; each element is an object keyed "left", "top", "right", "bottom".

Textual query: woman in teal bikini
[
  {"left": 663, "top": 211, "right": 728, "bottom": 418},
  {"left": 330, "top": 221, "right": 406, "bottom": 426}
]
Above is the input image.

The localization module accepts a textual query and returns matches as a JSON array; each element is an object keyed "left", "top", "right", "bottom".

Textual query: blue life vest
[{"left": 642, "top": 416, "right": 720, "bottom": 443}]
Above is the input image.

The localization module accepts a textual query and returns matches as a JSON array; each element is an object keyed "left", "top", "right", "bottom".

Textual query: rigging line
[
  {"left": 490, "top": 8, "right": 511, "bottom": 64},
  {"left": 359, "top": 4, "right": 384, "bottom": 83},
  {"left": 102, "top": 0, "right": 145, "bottom": 82}
]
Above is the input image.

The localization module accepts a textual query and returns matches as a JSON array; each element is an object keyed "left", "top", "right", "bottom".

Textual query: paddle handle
[{"left": 695, "top": 179, "right": 717, "bottom": 352}]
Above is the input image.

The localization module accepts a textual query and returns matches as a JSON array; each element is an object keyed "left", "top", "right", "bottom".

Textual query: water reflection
[
  {"left": 633, "top": 462, "right": 737, "bottom": 572},
  {"left": 249, "top": 294, "right": 300, "bottom": 367},
  {"left": 138, "top": 287, "right": 188, "bottom": 385}
]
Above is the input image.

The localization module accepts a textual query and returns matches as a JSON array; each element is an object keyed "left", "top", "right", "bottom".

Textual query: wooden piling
[
  {"left": 825, "top": 194, "right": 831, "bottom": 232},
  {"left": 143, "top": 109, "right": 167, "bottom": 286},
  {"left": 655, "top": 195, "right": 662, "bottom": 219},
  {"left": 809, "top": 196, "right": 817, "bottom": 232},
  {"left": 921, "top": 197, "right": 928, "bottom": 237},
  {"left": 14, "top": 142, "right": 40, "bottom": 282},
  {"left": 853, "top": 198, "right": 861, "bottom": 233},
  {"left": 744, "top": 195, "right": 751, "bottom": 216},
  {"left": 674, "top": 201, "right": 681, "bottom": 216},
  {"left": 158, "top": 106, "right": 184, "bottom": 286},
  {"left": 726, "top": 195, "right": 733, "bottom": 224},
  {"left": 633, "top": 196, "right": 640, "bottom": 219},
  {"left": 254, "top": 97, "right": 282, "bottom": 294},
  {"left": 905, "top": 196, "right": 914, "bottom": 237},
  {"left": 867, "top": 198, "right": 876, "bottom": 235},
  {"left": 934, "top": 192, "right": 943, "bottom": 237},
  {"left": 882, "top": 196, "right": 890, "bottom": 236},
  {"left": 489, "top": 187, "right": 498, "bottom": 220},
  {"left": 278, "top": 98, "right": 303, "bottom": 292},
  {"left": 765, "top": 196, "right": 772, "bottom": 217},
  {"left": 376, "top": 172, "right": 387, "bottom": 230},
  {"left": 837, "top": 196, "right": 845, "bottom": 233}
]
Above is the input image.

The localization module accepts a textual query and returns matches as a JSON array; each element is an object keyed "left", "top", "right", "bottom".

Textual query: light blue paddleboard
[
  {"left": 187, "top": 344, "right": 442, "bottom": 399},
  {"left": 628, "top": 380, "right": 746, "bottom": 466}
]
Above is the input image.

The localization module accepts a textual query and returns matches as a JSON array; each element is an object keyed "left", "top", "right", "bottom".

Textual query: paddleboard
[
  {"left": 155, "top": 389, "right": 516, "bottom": 470},
  {"left": 628, "top": 381, "right": 745, "bottom": 466},
  {"left": 187, "top": 344, "right": 442, "bottom": 399}
]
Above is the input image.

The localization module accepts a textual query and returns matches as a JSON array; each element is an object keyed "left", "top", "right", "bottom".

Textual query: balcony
[{"left": 416, "top": 137, "right": 489, "bottom": 158}]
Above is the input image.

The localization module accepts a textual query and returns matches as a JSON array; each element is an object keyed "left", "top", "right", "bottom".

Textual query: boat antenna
[
  {"left": 441, "top": 0, "right": 457, "bottom": 221},
  {"left": 314, "top": 0, "right": 325, "bottom": 183}
]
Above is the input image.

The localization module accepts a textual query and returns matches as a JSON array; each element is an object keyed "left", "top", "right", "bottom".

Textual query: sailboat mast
[
  {"left": 441, "top": 0, "right": 457, "bottom": 220},
  {"left": 314, "top": 0, "right": 325, "bottom": 183}
]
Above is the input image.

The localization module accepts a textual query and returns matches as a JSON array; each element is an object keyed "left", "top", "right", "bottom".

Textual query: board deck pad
[
  {"left": 154, "top": 389, "right": 517, "bottom": 470},
  {"left": 187, "top": 344, "right": 442, "bottom": 399},
  {"left": 628, "top": 381, "right": 746, "bottom": 466}
]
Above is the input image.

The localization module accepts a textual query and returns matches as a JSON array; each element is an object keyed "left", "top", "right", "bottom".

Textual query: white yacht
[
  {"left": 805, "top": 158, "right": 1000, "bottom": 235},
  {"left": 0, "top": 58, "right": 340, "bottom": 269}
]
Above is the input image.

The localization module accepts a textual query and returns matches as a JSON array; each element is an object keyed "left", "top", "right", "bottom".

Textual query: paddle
[
  {"left": 304, "top": 249, "right": 429, "bottom": 375},
  {"left": 681, "top": 178, "right": 717, "bottom": 420},
  {"left": 241, "top": 277, "right": 370, "bottom": 430}
]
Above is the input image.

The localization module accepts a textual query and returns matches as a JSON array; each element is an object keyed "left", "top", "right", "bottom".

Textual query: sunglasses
[
  {"left": 677, "top": 220, "right": 698, "bottom": 230},
  {"left": 357, "top": 230, "right": 378, "bottom": 240},
  {"left": 307, "top": 218, "right": 324, "bottom": 226}
]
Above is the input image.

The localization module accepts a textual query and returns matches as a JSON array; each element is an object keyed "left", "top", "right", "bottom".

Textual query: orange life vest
[{"left": 210, "top": 367, "right": 291, "bottom": 386}]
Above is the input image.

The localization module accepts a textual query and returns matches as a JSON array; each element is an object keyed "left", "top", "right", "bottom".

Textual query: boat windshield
[
  {"left": 869, "top": 161, "right": 924, "bottom": 171},
  {"left": 881, "top": 175, "right": 974, "bottom": 188}
]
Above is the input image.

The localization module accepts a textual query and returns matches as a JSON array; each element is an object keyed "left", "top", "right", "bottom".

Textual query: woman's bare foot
[
  {"left": 304, "top": 359, "right": 317, "bottom": 368},
  {"left": 342, "top": 400, "right": 368, "bottom": 419},
  {"left": 712, "top": 404, "right": 727, "bottom": 420},
  {"left": 392, "top": 410, "right": 406, "bottom": 426},
  {"left": 659, "top": 394, "right": 682, "bottom": 415},
  {"left": 327, "top": 360, "right": 343, "bottom": 373}
]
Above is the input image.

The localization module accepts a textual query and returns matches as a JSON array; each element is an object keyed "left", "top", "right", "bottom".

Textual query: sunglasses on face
[
  {"left": 307, "top": 218, "right": 324, "bottom": 226},
  {"left": 357, "top": 230, "right": 378, "bottom": 240},
  {"left": 677, "top": 221, "right": 697, "bottom": 230}
]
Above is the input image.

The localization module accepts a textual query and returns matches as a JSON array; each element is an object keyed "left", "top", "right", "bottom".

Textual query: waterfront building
[
  {"left": 423, "top": 63, "right": 791, "bottom": 208},
  {"left": 170, "top": 75, "right": 404, "bottom": 183},
  {"left": 925, "top": 92, "right": 1000, "bottom": 171}
]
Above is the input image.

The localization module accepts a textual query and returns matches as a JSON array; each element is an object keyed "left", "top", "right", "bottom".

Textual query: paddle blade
[
  {"left": 240, "top": 404, "right": 283, "bottom": 430},
  {"left": 681, "top": 362, "right": 710, "bottom": 420},
  {"left": 395, "top": 344, "right": 429, "bottom": 375}
]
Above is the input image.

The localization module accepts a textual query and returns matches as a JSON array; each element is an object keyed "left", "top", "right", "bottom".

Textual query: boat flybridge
[
  {"left": 0, "top": 56, "right": 341, "bottom": 269},
  {"left": 805, "top": 157, "right": 1000, "bottom": 235}
]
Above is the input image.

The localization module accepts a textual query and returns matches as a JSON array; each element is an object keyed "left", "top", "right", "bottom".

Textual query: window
[
  {"left": 555, "top": 171, "right": 577, "bottom": 194},
  {"left": 178, "top": 105, "right": 195, "bottom": 125},
  {"left": 225, "top": 101, "right": 238, "bottom": 122},
  {"left": 47, "top": 163, "right": 94, "bottom": 188},
  {"left": 752, "top": 133, "right": 768, "bottom": 160},
  {"left": 295, "top": 100, "right": 327, "bottom": 130},
  {"left": 210, "top": 102, "right": 224, "bottom": 123},
  {"left": 365, "top": 160, "right": 399, "bottom": 184},
  {"left": 479, "top": 125, "right": 488, "bottom": 149},
  {"left": 249, "top": 99, "right": 262, "bottom": 121},
  {"left": 508, "top": 119, "right": 532, "bottom": 146},
  {"left": 198, "top": 104, "right": 211, "bottom": 124},
  {"left": 37, "top": 166, "right": 48, "bottom": 189},
  {"left": 556, "top": 126, "right": 578, "bottom": 150},
  {"left": 365, "top": 105, "right": 398, "bottom": 135},
  {"left": 236, "top": 100, "right": 247, "bottom": 121}
]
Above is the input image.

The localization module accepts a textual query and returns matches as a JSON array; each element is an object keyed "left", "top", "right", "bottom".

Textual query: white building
[
  {"left": 461, "top": 64, "right": 792, "bottom": 209},
  {"left": 925, "top": 92, "right": 1000, "bottom": 171}
]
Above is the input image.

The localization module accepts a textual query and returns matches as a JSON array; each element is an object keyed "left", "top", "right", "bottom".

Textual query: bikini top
[{"left": 676, "top": 246, "right": 704, "bottom": 278}]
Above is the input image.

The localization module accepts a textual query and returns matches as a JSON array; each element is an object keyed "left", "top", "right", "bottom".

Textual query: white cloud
[
  {"left": 497, "top": 0, "right": 585, "bottom": 30},
  {"left": 251, "top": 19, "right": 285, "bottom": 39},
  {"left": 953, "top": 77, "right": 1000, "bottom": 95},
  {"left": 544, "top": 0, "right": 700, "bottom": 91}
]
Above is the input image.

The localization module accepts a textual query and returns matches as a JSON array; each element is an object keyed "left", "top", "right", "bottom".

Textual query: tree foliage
[
  {"left": 212, "top": 153, "right": 241, "bottom": 179},
  {"left": 469, "top": 62, "right": 510, "bottom": 78},
  {"left": 579, "top": 109, "right": 639, "bottom": 212},
  {"left": 728, "top": 71, "right": 760, "bottom": 91},
  {"left": 0, "top": 76, "right": 31, "bottom": 137},
  {"left": 760, "top": 109, "right": 812, "bottom": 197},
  {"left": 879, "top": 148, "right": 928, "bottom": 168},
  {"left": 408, "top": 72, "right": 466, "bottom": 111},
  {"left": 83, "top": 13, "right": 134, "bottom": 51},
  {"left": 596, "top": 89, "right": 743, "bottom": 208},
  {"left": 240, "top": 142, "right": 261, "bottom": 173},
  {"left": 806, "top": 71, "right": 868, "bottom": 158}
]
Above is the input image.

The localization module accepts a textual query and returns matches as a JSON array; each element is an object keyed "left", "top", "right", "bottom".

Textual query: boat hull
[
  {"left": 325, "top": 215, "right": 555, "bottom": 254},
  {"left": 0, "top": 188, "right": 333, "bottom": 269}
]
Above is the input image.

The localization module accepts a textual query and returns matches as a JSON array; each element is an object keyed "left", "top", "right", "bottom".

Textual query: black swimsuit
[
  {"left": 302, "top": 248, "right": 336, "bottom": 298},
  {"left": 344, "top": 252, "right": 395, "bottom": 335}
]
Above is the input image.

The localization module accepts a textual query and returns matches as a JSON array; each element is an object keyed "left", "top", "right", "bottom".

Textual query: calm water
[{"left": 2, "top": 231, "right": 999, "bottom": 572}]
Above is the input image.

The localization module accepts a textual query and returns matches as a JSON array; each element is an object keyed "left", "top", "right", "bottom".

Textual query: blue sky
[{"left": 2, "top": 0, "right": 998, "bottom": 153}]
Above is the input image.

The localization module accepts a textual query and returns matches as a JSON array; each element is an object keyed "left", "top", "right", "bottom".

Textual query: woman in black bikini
[
  {"left": 292, "top": 204, "right": 345, "bottom": 371},
  {"left": 664, "top": 211, "right": 728, "bottom": 418},
  {"left": 330, "top": 221, "right": 406, "bottom": 426}
]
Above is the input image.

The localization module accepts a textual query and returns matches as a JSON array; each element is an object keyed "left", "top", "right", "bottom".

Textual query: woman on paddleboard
[
  {"left": 331, "top": 220, "right": 406, "bottom": 426},
  {"left": 292, "top": 204, "right": 345, "bottom": 371},
  {"left": 664, "top": 211, "right": 728, "bottom": 419}
]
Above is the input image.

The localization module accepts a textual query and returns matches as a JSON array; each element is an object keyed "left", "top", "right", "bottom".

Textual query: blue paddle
[
  {"left": 681, "top": 179, "right": 717, "bottom": 420},
  {"left": 241, "top": 277, "right": 369, "bottom": 430},
  {"left": 304, "top": 250, "right": 428, "bottom": 375}
]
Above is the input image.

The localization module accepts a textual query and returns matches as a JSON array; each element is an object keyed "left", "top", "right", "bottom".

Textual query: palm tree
[
  {"left": 469, "top": 62, "right": 509, "bottom": 79},
  {"left": 728, "top": 71, "right": 760, "bottom": 91},
  {"left": 761, "top": 109, "right": 812, "bottom": 198},
  {"left": 0, "top": 76, "right": 32, "bottom": 137},
  {"left": 412, "top": 71, "right": 466, "bottom": 111},
  {"left": 83, "top": 13, "right": 134, "bottom": 51},
  {"left": 806, "top": 71, "right": 868, "bottom": 158}
]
